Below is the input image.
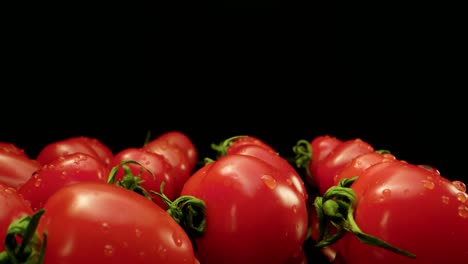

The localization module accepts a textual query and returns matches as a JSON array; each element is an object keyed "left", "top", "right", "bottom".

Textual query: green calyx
[
  {"left": 292, "top": 139, "right": 312, "bottom": 178},
  {"left": 152, "top": 182, "right": 206, "bottom": 245},
  {"left": 0, "top": 209, "right": 47, "bottom": 264},
  {"left": 107, "top": 159, "right": 153, "bottom": 201},
  {"left": 210, "top": 135, "right": 247, "bottom": 158},
  {"left": 314, "top": 176, "right": 416, "bottom": 258}
]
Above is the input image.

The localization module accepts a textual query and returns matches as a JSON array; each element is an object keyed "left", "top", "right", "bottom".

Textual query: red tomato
[
  {"left": 36, "top": 136, "right": 113, "bottom": 168},
  {"left": 315, "top": 138, "right": 374, "bottom": 194},
  {"left": 228, "top": 143, "right": 308, "bottom": 200},
  {"left": 0, "top": 142, "right": 29, "bottom": 157},
  {"left": 18, "top": 153, "right": 110, "bottom": 211},
  {"left": 321, "top": 160, "right": 468, "bottom": 264},
  {"left": 0, "top": 145, "right": 41, "bottom": 189},
  {"left": 38, "top": 182, "right": 198, "bottom": 264},
  {"left": 148, "top": 130, "right": 198, "bottom": 173},
  {"left": 293, "top": 135, "right": 343, "bottom": 188},
  {"left": 0, "top": 182, "right": 34, "bottom": 252},
  {"left": 143, "top": 138, "right": 191, "bottom": 197},
  {"left": 180, "top": 154, "right": 309, "bottom": 264},
  {"left": 109, "top": 147, "right": 177, "bottom": 209},
  {"left": 333, "top": 150, "right": 396, "bottom": 185},
  {"left": 211, "top": 135, "right": 276, "bottom": 157}
]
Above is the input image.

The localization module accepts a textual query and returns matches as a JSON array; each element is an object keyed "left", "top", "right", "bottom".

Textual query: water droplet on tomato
[
  {"left": 4, "top": 187, "right": 15, "bottom": 194},
  {"left": 382, "top": 189, "right": 391, "bottom": 197},
  {"left": 34, "top": 178, "right": 42, "bottom": 187},
  {"left": 456, "top": 192, "right": 467, "bottom": 203},
  {"left": 452, "top": 180, "right": 467, "bottom": 192},
  {"left": 292, "top": 205, "right": 297, "bottom": 213},
  {"left": 172, "top": 232, "right": 183, "bottom": 247},
  {"left": 135, "top": 228, "right": 142, "bottom": 238},
  {"left": 286, "top": 178, "right": 293, "bottom": 185},
  {"left": 458, "top": 205, "right": 468, "bottom": 218},
  {"left": 422, "top": 180, "right": 434, "bottom": 190},
  {"left": 441, "top": 195, "right": 450, "bottom": 204},
  {"left": 103, "top": 244, "right": 114, "bottom": 256},
  {"left": 60, "top": 171, "right": 67, "bottom": 179},
  {"left": 261, "top": 175, "right": 277, "bottom": 189},
  {"left": 101, "top": 222, "right": 110, "bottom": 231}
]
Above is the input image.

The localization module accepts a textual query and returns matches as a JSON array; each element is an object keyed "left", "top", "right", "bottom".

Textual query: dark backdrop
[{"left": 2, "top": 2, "right": 466, "bottom": 183}]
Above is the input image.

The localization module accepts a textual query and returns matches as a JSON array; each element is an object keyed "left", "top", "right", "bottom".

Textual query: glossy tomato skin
[
  {"left": 333, "top": 151, "right": 396, "bottom": 185},
  {"left": 18, "top": 153, "right": 110, "bottom": 211},
  {"left": 0, "top": 145, "right": 41, "bottom": 189},
  {"left": 143, "top": 139, "right": 191, "bottom": 197},
  {"left": 181, "top": 154, "right": 309, "bottom": 264},
  {"left": 110, "top": 147, "right": 177, "bottom": 209},
  {"left": 315, "top": 138, "right": 374, "bottom": 195},
  {"left": 308, "top": 135, "right": 343, "bottom": 187},
  {"left": 224, "top": 135, "right": 276, "bottom": 155},
  {"left": 338, "top": 160, "right": 468, "bottom": 264},
  {"left": 39, "top": 182, "right": 197, "bottom": 264},
  {"left": 230, "top": 143, "right": 308, "bottom": 200},
  {"left": 0, "top": 182, "right": 34, "bottom": 252},
  {"left": 149, "top": 131, "right": 198, "bottom": 173},
  {"left": 36, "top": 136, "right": 113, "bottom": 168}
]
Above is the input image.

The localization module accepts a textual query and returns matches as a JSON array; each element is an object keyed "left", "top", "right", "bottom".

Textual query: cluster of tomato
[
  {"left": 0, "top": 132, "right": 467, "bottom": 264},
  {"left": 293, "top": 135, "right": 468, "bottom": 264}
]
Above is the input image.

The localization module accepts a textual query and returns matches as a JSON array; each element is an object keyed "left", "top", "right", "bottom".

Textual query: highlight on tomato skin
[
  {"left": 180, "top": 154, "right": 309, "bottom": 264},
  {"left": 314, "top": 159, "right": 468, "bottom": 264}
]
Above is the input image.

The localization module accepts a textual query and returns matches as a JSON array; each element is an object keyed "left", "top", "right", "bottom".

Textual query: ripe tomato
[
  {"left": 293, "top": 135, "right": 343, "bottom": 189},
  {"left": 180, "top": 154, "right": 309, "bottom": 264},
  {"left": 315, "top": 138, "right": 374, "bottom": 194},
  {"left": 38, "top": 182, "right": 198, "bottom": 264},
  {"left": 0, "top": 182, "right": 34, "bottom": 252},
  {"left": 0, "top": 144, "right": 41, "bottom": 189},
  {"left": 211, "top": 135, "right": 276, "bottom": 157},
  {"left": 333, "top": 150, "right": 396, "bottom": 185},
  {"left": 36, "top": 136, "right": 113, "bottom": 168},
  {"left": 319, "top": 160, "right": 468, "bottom": 264},
  {"left": 18, "top": 153, "right": 110, "bottom": 211},
  {"left": 143, "top": 137, "right": 191, "bottom": 197},
  {"left": 227, "top": 142, "right": 308, "bottom": 200},
  {"left": 147, "top": 130, "right": 198, "bottom": 173},
  {"left": 109, "top": 147, "right": 177, "bottom": 209}
]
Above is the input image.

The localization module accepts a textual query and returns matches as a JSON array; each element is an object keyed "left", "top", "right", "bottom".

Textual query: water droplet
[
  {"left": 4, "top": 187, "right": 15, "bottom": 194},
  {"left": 101, "top": 222, "right": 110, "bottom": 231},
  {"left": 286, "top": 178, "right": 293, "bottom": 186},
  {"left": 292, "top": 205, "right": 297, "bottom": 213},
  {"left": 452, "top": 180, "right": 467, "bottom": 192},
  {"left": 103, "top": 244, "right": 114, "bottom": 256},
  {"left": 34, "top": 178, "right": 42, "bottom": 187},
  {"left": 456, "top": 192, "right": 467, "bottom": 203},
  {"left": 441, "top": 195, "right": 450, "bottom": 204},
  {"left": 135, "top": 228, "right": 142, "bottom": 237},
  {"left": 60, "top": 171, "right": 67, "bottom": 179},
  {"left": 261, "top": 175, "right": 277, "bottom": 189},
  {"left": 382, "top": 189, "right": 391, "bottom": 197},
  {"left": 422, "top": 180, "right": 434, "bottom": 190},
  {"left": 458, "top": 205, "right": 468, "bottom": 218}
]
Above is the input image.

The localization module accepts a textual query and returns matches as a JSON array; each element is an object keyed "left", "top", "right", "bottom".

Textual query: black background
[{"left": 2, "top": 2, "right": 466, "bottom": 184}]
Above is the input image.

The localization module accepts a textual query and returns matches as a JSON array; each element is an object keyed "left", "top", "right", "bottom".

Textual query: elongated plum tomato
[
  {"left": 109, "top": 147, "right": 177, "bottom": 209},
  {"left": 326, "top": 160, "right": 468, "bottom": 264},
  {"left": 181, "top": 154, "right": 308, "bottom": 264},
  {"left": 315, "top": 138, "right": 374, "bottom": 194},
  {"left": 38, "top": 182, "right": 198, "bottom": 264},
  {"left": 148, "top": 130, "right": 198, "bottom": 173},
  {"left": 333, "top": 151, "right": 396, "bottom": 185},
  {"left": 293, "top": 135, "right": 343, "bottom": 189},
  {"left": 18, "top": 153, "right": 110, "bottom": 211},
  {"left": 0, "top": 146, "right": 41, "bottom": 189},
  {"left": 36, "top": 136, "right": 113, "bottom": 168},
  {"left": 229, "top": 143, "right": 308, "bottom": 200}
]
